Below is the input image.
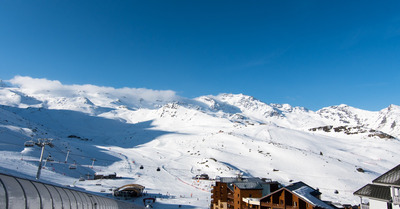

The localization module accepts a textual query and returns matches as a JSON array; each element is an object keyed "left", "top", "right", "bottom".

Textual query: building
[
  {"left": 0, "top": 172, "right": 143, "bottom": 209},
  {"left": 193, "top": 173, "right": 210, "bottom": 180},
  {"left": 113, "top": 184, "right": 145, "bottom": 198},
  {"left": 94, "top": 172, "right": 118, "bottom": 180},
  {"left": 258, "top": 181, "right": 334, "bottom": 209},
  {"left": 354, "top": 164, "right": 400, "bottom": 209},
  {"left": 211, "top": 176, "right": 281, "bottom": 209}
]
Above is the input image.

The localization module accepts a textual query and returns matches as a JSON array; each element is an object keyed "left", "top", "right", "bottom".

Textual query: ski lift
[
  {"left": 24, "top": 140, "right": 35, "bottom": 147},
  {"left": 46, "top": 155, "right": 54, "bottom": 162},
  {"left": 69, "top": 163, "right": 77, "bottom": 170},
  {"left": 140, "top": 165, "right": 144, "bottom": 169},
  {"left": 156, "top": 167, "right": 160, "bottom": 172}
]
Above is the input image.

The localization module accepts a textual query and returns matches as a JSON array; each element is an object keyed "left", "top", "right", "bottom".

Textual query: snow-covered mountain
[{"left": 0, "top": 76, "right": 399, "bottom": 208}]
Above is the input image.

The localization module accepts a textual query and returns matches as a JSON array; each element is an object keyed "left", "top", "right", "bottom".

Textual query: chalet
[
  {"left": 354, "top": 164, "right": 400, "bottom": 209},
  {"left": 211, "top": 176, "right": 281, "bottom": 209},
  {"left": 258, "top": 181, "right": 334, "bottom": 209}
]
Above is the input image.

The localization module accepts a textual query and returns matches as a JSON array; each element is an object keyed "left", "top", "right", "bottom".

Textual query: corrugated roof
[
  {"left": 372, "top": 164, "right": 400, "bottom": 186},
  {"left": 353, "top": 184, "right": 391, "bottom": 201}
]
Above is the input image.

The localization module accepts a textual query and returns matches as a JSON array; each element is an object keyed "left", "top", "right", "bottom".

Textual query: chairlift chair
[
  {"left": 69, "top": 164, "right": 77, "bottom": 169},
  {"left": 24, "top": 140, "right": 35, "bottom": 147},
  {"left": 46, "top": 155, "right": 54, "bottom": 162}
]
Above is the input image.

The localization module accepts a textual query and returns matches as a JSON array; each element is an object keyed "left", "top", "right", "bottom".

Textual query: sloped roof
[
  {"left": 288, "top": 182, "right": 333, "bottom": 209},
  {"left": 286, "top": 182, "right": 322, "bottom": 197},
  {"left": 353, "top": 184, "right": 391, "bottom": 202},
  {"left": 261, "top": 182, "right": 333, "bottom": 209},
  {"left": 372, "top": 164, "right": 400, "bottom": 186},
  {"left": 115, "top": 184, "right": 145, "bottom": 192}
]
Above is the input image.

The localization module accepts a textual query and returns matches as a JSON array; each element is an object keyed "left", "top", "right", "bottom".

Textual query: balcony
[
  {"left": 260, "top": 202, "right": 285, "bottom": 208},
  {"left": 393, "top": 196, "right": 400, "bottom": 205},
  {"left": 227, "top": 199, "right": 234, "bottom": 205},
  {"left": 360, "top": 203, "right": 370, "bottom": 209}
]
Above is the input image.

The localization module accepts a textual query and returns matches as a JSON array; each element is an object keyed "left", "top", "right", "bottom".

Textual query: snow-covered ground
[{"left": 1, "top": 76, "right": 400, "bottom": 208}]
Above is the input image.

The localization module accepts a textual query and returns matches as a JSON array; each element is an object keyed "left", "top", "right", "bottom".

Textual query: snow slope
[{"left": 0, "top": 76, "right": 399, "bottom": 208}]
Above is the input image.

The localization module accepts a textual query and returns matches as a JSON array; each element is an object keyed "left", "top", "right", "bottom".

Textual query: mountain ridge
[{"left": 0, "top": 76, "right": 399, "bottom": 208}]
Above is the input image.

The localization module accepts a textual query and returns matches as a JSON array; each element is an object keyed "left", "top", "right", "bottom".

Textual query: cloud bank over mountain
[
  {"left": 6, "top": 75, "right": 179, "bottom": 109},
  {"left": 0, "top": 75, "right": 399, "bottom": 208}
]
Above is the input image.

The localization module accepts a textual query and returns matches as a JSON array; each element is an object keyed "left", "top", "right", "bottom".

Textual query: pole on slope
[
  {"left": 35, "top": 138, "right": 54, "bottom": 180},
  {"left": 91, "top": 158, "right": 96, "bottom": 168},
  {"left": 65, "top": 149, "right": 70, "bottom": 163}
]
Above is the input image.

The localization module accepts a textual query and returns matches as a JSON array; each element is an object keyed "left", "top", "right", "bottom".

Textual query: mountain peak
[{"left": 387, "top": 104, "right": 400, "bottom": 112}]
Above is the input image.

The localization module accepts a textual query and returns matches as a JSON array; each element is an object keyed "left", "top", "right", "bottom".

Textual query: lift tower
[{"left": 35, "top": 138, "right": 54, "bottom": 180}]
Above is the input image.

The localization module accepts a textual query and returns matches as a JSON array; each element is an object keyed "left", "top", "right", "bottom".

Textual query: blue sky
[{"left": 1, "top": 1, "right": 400, "bottom": 111}]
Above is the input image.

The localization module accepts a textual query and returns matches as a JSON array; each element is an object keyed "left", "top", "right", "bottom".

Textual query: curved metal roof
[{"left": 0, "top": 172, "right": 144, "bottom": 209}]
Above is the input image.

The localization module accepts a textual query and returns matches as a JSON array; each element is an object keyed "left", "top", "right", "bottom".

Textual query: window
[{"left": 294, "top": 202, "right": 297, "bottom": 206}]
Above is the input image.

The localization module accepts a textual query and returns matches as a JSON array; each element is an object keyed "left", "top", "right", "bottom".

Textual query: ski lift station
[
  {"left": 0, "top": 172, "right": 144, "bottom": 209},
  {"left": 113, "top": 184, "right": 145, "bottom": 198}
]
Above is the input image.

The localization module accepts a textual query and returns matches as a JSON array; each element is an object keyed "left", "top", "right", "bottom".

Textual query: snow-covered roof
[
  {"left": 291, "top": 185, "right": 334, "bottom": 209},
  {"left": 115, "top": 184, "right": 145, "bottom": 192},
  {"left": 373, "top": 164, "right": 400, "bottom": 186},
  {"left": 94, "top": 172, "right": 116, "bottom": 176}
]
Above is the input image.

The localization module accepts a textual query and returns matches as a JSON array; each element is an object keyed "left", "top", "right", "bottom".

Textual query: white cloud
[{"left": 8, "top": 76, "right": 179, "bottom": 107}]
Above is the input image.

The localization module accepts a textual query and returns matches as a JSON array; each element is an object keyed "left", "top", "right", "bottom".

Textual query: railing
[
  {"left": 227, "top": 199, "right": 234, "bottom": 205},
  {"left": 360, "top": 203, "right": 370, "bottom": 209},
  {"left": 260, "top": 202, "right": 284, "bottom": 207},
  {"left": 393, "top": 196, "right": 400, "bottom": 205}
]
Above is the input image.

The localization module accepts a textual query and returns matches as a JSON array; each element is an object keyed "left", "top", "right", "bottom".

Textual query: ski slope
[{"left": 0, "top": 76, "right": 400, "bottom": 208}]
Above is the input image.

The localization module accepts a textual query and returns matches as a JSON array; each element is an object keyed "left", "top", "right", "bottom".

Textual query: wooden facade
[
  {"left": 260, "top": 189, "right": 314, "bottom": 209},
  {"left": 212, "top": 181, "right": 229, "bottom": 209},
  {"left": 211, "top": 177, "right": 281, "bottom": 209},
  {"left": 259, "top": 182, "right": 333, "bottom": 209},
  {"left": 232, "top": 183, "right": 263, "bottom": 209}
]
